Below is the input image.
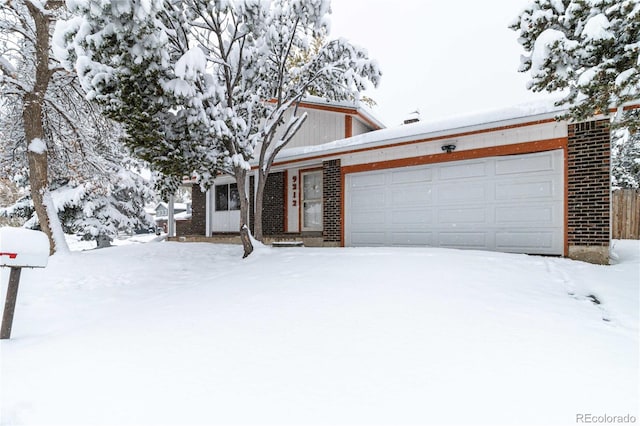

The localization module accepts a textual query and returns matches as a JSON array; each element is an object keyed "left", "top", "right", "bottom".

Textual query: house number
[{"left": 292, "top": 176, "right": 297, "bottom": 206}]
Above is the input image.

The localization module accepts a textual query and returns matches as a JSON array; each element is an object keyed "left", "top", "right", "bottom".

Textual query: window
[
  {"left": 302, "top": 171, "right": 322, "bottom": 231},
  {"left": 215, "top": 183, "right": 240, "bottom": 211}
]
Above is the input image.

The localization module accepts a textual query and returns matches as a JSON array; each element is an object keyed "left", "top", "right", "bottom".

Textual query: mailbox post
[{"left": 0, "top": 227, "right": 49, "bottom": 340}]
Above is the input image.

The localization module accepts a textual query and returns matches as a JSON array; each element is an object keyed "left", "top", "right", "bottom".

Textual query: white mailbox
[{"left": 0, "top": 227, "right": 49, "bottom": 268}]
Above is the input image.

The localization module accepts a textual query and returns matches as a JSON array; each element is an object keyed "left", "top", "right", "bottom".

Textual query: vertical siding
[
  {"left": 351, "top": 117, "right": 372, "bottom": 136},
  {"left": 613, "top": 189, "right": 640, "bottom": 239},
  {"left": 283, "top": 108, "right": 345, "bottom": 149}
]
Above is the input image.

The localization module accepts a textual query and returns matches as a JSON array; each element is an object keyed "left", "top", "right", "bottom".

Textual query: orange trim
[
  {"left": 265, "top": 98, "right": 383, "bottom": 129},
  {"left": 339, "top": 137, "right": 569, "bottom": 248},
  {"left": 613, "top": 103, "right": 640, "bottom": 112},
  {"left": 296, "top": 101, "right": 382, "bottom": 130},
  {"left": 341, "top": 137, "right": 567, "bottom": 175},
  {"left": 340, "top": 171, "right": 346, "bottom": 247},
  {"left": 272, "top": 117, "right": 559, "bottom": 169},
  {"left": 564, "top": 147, "right": 569, "bottom": 257},
  {"left": 345, "top": 115, "right": 353, "bottom": 139},
  {"left": 267, "top": 98, "right": 358, "bottom": 115}
]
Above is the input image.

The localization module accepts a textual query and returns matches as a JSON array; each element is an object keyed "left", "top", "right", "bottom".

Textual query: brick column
[
  {"left": 322, "top": 159, "right": 341, "bottom": 243},
  {"left": 262, "top": 172, "right": 285, "bottom": 235},
  {"left": 190, "top": 185, "right": 207, "bottom": 236},
  {"left": 567, "top": 119, "right": 610, "bottom": 264},
  {"left": 249, "top": 175, "right": 255, "bottom": 234}
]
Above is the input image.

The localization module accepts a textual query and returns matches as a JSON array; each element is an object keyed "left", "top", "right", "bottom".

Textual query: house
[
  {"left": 171, "top": 98, "right": 615, "bottom": 265},
  {"left": 154, "top": 202, "right": 190, "bottom": 233}
]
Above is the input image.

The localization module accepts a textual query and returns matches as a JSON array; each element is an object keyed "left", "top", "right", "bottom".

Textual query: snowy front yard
[{"left": 1, "top": 239, "right": 638, "bottom": 426}]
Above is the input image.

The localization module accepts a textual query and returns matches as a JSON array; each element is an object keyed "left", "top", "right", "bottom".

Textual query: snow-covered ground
[{"left": 1, "top": 238, "right": 638, "bottom": 426}]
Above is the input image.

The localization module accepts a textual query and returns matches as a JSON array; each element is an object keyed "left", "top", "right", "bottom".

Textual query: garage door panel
[
  {"left": 438, "top": 207, "right": 487, "bottom": 224},
  {"left": 495, "top": 204, "right": 558, "bottom": 225},
  {"left": 495, "top": 151, "right": 555, "bottom": 175},
  {"left": 391, "top": 168, "right": 432, "bottom": 184},
  {"left": 438, "top": 232, "right": 487, "bottom": 248},
  {"left": 495, "top": 179, "right": 558, "bottom": 200},
  {"left": 350, "top": 172, "right": 386, "bottom": 188},
  {"left": 350, "top": 210, "right": 386, "bottom": 226},
  {"left": 391, "top": 232, "right": 433, "bottom": 246},
  {"left": 439, "top": 161, "right": 486, "bottom": 180},
  {"left": 392, "top": 183, "right": 433, "bottom": 206},
  {"left": 351, "top": 232, "right": 387, "bottom": 246},
  {"left": 391, "top": 209, "right": 433, "bottom": 225},
  {"left": 495, "top": 231, "right": 556, "bottom": 252},
  {"left": 438, "top": 183, "right": 487, "bottom": 203},
  {"left": 350, "top": 189, "right": 385, "bottom": 208},
  {"left": 345, "top": 150, "right": 564, "bottom": 254}
]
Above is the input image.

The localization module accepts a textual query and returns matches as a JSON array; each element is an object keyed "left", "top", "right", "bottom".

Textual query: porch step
[{"left": 271, "top": 241, "right": 304, "bottom": 248}]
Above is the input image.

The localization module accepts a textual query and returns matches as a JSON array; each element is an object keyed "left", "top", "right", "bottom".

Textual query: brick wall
[
  {"left": 567, "top": 119, "right": 610, "bottom": 262},
  {"left": 176, "top": 219, "right": 192, "bottom": 236},
  {"left": 262, "top": 172, "right": 285, "bottom": 235},
  {"left": 249, "top": 176, "right": 255, "bottom": 233},
  {"left": 191, "top": 186, "right": 207, "bottom": 236},
  {"left": 322, "top": 159, "right": 341, "bottom": 242}
]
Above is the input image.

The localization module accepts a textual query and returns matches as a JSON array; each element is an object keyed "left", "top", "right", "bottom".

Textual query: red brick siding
[
  {"left": 249, "top": 176, "right": 255, "bottom": 234},
  {"left": 190, "top": 186, "right": 207, "bottom": 236},
  {"left": 176, "top": 219, "right": 192, "bottom": 236},
  {"left": 323, "top": 159, "right": 341, "bottom": 242},
  {"left": 567, "top": 119, "right": 611, "bottom": 246},
  {"left": 262, "top": 172, "right": 285, "bottom": 235}
]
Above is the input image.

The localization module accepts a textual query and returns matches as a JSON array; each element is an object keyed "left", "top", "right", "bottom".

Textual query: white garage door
[{"left": 345, "top": 150, "right": 564, "bottom": 254}]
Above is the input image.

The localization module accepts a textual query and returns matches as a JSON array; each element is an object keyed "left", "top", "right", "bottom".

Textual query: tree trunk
[
  {"left": 234, "top": 168, "right": 253, "bottom": 258},
  {"left": 23, "top": 92, "right": 58, "bottom": 256},
  {"left": 22, "top": 1, "right": 62, "bottom": 255},
  {"left": 253, "top": 168, "right": 268, "bottom": 242}
]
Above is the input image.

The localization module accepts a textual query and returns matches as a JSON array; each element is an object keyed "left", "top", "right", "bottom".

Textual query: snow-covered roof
[
  {"left": 274, "top": 97, "right": 568, "bottom": 163},
  {"left": 156, "top": 202, "right": 188, "bottom": 211}
]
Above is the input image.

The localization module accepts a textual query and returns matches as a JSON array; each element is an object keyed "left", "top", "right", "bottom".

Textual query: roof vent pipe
[{"left": 403, "top": 110, "right": 420, "bottom": 125}]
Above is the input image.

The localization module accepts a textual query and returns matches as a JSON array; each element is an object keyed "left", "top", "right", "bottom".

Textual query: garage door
[{"left": 344, "top": 150, "right": 564, "bottom": 254}]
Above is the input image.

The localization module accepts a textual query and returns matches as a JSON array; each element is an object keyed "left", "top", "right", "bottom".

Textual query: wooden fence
[{"left": 612, "top": 189, "right": 640, "bottom": 239}]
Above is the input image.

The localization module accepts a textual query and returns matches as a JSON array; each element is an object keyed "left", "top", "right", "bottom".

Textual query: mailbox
[
  {"left": 0, "top": 227, "right": 49, "bottom": 268},
  {"left": 1, "top": 227, "right": 50, "bottom": 339}
]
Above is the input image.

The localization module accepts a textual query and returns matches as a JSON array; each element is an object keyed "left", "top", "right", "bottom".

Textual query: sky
[{"left": 329, "top": 0, "right": 550, "bottom": 127}]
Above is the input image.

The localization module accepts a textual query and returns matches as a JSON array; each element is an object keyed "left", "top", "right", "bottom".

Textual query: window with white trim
[
  {"left": 302, "top": 171, "right": 322, "bottom": 231},
  {"left": 215, "top": 183, "right": 240, "bottom": 211}
]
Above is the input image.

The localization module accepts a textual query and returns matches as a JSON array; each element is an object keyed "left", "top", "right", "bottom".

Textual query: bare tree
[{"left": 1, "top": 0, "right": 67, "bottom": 253}]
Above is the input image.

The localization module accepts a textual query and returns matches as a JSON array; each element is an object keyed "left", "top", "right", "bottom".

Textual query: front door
[
  {"left": 212, "top": 182, "right": 240, "bottom": 232},
  {"left": 301, "top": 170, "right": 323, "bottom": 232}
]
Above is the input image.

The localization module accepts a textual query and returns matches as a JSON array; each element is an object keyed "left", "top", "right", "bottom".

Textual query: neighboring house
[
  {"left": 155, "top": 202, "right": 190, "bottom": 233},
  {"left": 174, "top": 98, "right": 615, "bottom": 264}
]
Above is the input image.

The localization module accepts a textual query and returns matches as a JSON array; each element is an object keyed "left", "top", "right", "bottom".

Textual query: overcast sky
[{"left": 329, "top": 0, "right": 550, "bottom": 127}]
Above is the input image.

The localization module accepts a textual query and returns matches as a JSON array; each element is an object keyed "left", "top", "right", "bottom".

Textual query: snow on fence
[{"left": 612, "top": 189, "right": 640, "bottom": 240}]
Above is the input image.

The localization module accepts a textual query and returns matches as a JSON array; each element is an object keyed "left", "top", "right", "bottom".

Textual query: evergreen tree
[
  {"left": 511, "top": 0, "right": 640, "bottom": 128},
  {"left": 612, "top": 129, "right": 640, "bottom": 188},
  {"left": 0, "top": 1, "right": 155, "bottom": 248}
]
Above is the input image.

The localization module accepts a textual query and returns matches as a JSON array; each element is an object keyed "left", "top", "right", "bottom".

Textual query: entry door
[
  {"left": 211, "top": 182, "right": 240, "bottom": 232},
  {"left": 344, "top": 150, "right": 564, "bottom": 255},
  {"left": 301, "top": 170, "right": 323, "bottom": 231}
]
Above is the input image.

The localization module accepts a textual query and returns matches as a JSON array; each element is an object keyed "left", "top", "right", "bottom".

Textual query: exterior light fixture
[{"left": 441, "top": 144, "right": 456, "bottom": 153}]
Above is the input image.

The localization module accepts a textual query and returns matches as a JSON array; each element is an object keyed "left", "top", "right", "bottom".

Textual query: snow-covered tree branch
[
  {"left": 511, "top": 0, "right": 640, "bottom": 129},
  {"left": 0, "top": 0, "right": 155, "bottom": 251},
  {"left": 58, "top": 0, "right": 380, "bottom": 257}
]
